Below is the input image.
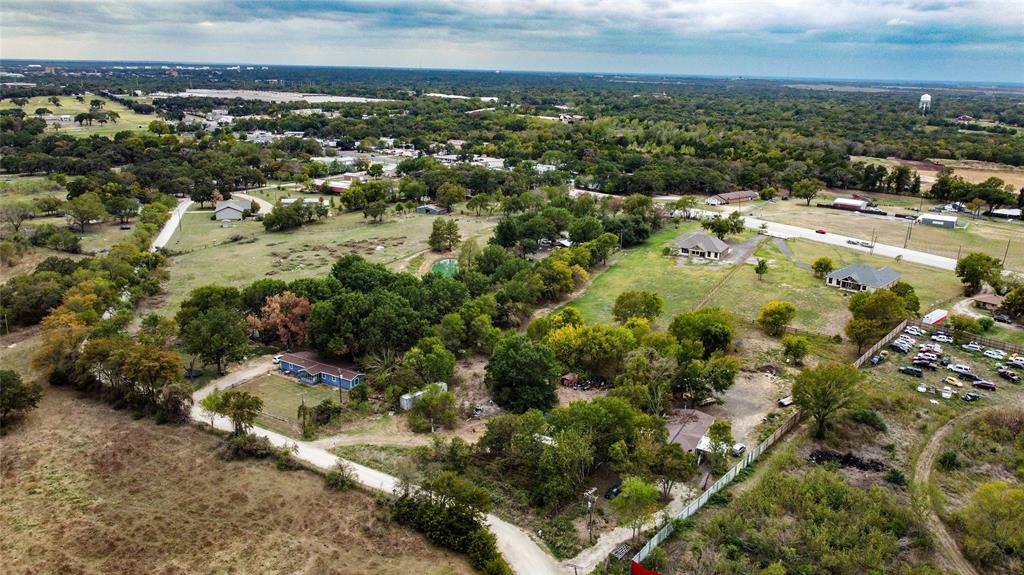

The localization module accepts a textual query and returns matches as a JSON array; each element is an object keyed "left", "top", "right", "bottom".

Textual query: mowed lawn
[
  {"left": 234, "top": 372, "right": 341, "bottom": 436},
  {"left": 155, "top": 208, "right": 499, "bottom": 315},
  {"left": 0, "top": 95, "right": 155, "bottom": 137},
  {"left": 566, "top": 223, "right": 733, "bottom": 325}
]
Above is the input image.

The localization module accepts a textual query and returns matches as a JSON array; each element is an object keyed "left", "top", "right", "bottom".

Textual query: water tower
[{"left": 919, "top": 94, "right": 932, "bottom": 114}]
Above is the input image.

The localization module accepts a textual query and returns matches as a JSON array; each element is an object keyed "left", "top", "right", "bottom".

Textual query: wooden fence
[{"left": 852, "top": 319, "right": 909, "bottom": 368}]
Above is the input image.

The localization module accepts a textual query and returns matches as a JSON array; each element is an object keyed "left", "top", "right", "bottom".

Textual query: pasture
[
  {"left": 152, "top": 208, "right": 499, "bottom": 315},
  {"left": 0, "top": 95, "right": 155, "bottom": 137}
]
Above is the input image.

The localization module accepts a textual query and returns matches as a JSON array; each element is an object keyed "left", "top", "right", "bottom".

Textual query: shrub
[
  {"left": 938, "top": 451, "right": 961, "bottom": 471},
  {"left": 219, "top": 433, "right": 277, "bottom": 460},
  {"left": 885, "top": 468, "right": 907, "bottom": 487},
  {"left": 978, "top": 316, "right": 994, "bottom": 332},
  {"left": 851, "top": 408, "right": 888, "bottom": 432},
  {"left": 325, "top": 462, "right": 358, "bottom": 491},
  {"left": 539, "top": 516, "right": 582, "bottom": 559}
]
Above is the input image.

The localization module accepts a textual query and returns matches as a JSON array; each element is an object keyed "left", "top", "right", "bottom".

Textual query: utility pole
[
  {"left": 957, "top": 244, "right": 963, "bottom": 261},
  {"left": 1003, "top": 239, "right": 1011, "bottom": 264}
]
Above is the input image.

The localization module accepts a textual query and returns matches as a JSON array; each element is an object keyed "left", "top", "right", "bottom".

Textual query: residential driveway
[
  {"left": 192, "top": 364, "right": 564, "bottom": 575},
  {"left": 722, "top": 234, "right": 765, "bottom": 265},
  {"left": 233, "top": 192, "right": 275, "bottom": 214},
  {"left": 951, "top": 296, "right": 1022, "bottom": 331},
  {"left": 150, "top": 198, "right": 194, "bottom": 251}
]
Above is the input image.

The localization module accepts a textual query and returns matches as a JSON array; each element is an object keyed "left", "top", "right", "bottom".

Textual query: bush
[
  {"left": 539, "top": 516, "right": 582, "bottom": 559},
  {"left": 219, "top": 433, "right": 277, "bottom": 460},
  {"left": 938, "top": 451, "right": 961, "bottom": 471},
  {"left": 851, "top": 408, "right": 888, "bottom": 432},
  {"left": 885, "top": 468, "right": 907, "bottom": 487},
  {"left": 325, "top": 462, "right": 358, "bottom": 491},
  {"left": 978, "top": 316, "right": 994, "bottom": 332}
]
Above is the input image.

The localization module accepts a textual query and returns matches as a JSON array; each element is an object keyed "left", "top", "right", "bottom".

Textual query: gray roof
[
  {"left": 710, "top": 190, "right": 759, "bottom": 201},
  {"left": 674, "top": 232, "right": 730, "bottom": 253},
  {"left": 827, "top": 264, "right": 900, "bottom": 288},
  {"left": 214, "top": 198, "right": 251, "bottom": 213}
]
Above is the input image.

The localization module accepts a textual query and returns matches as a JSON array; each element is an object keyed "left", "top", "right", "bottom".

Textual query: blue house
[{"left": 278, "top": 351, "right": 364, "bottom": 390}]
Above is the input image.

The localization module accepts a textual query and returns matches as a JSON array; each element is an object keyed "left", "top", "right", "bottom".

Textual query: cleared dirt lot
[{"left": 0, "top": 388, "right": 473, "bottom": 575}]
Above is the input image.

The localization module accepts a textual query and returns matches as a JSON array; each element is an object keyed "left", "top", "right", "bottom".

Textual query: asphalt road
[
  {"left": 695, "top": 209, "right": 957, "bottom": 271},
  {"left": 150, "top": 198, "right": 193, "bottom": 251}
]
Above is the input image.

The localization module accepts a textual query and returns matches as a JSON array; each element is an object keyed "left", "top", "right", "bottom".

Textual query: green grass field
[
  {"left": 234, "top": 372, "right": 342, "bottom": 436},
  {"left": 0, "top": 175, "right": 64, "bottom": 207},
  {"left": 0, "top": 96, "right": 155, "bottom": 138},
  {"left": 566, "top": 223, "right": 734, "bottom": 325},
  {"left": 154, "top": 209, "right": 499, "bottom": 315}
]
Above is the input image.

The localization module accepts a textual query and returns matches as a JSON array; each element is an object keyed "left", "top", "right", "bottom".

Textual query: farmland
[
  {"left": 0, "top": 387, "right": 473, "bottom": 575},
  {"left": 150, "top": 208, "right": 500, "bottom": 315},
  {"left": 0, "top": 95, "right": 156, "bottom": 137}
]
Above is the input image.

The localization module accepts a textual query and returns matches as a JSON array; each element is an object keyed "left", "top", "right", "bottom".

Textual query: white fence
[{"left": 631, "top": 410, "right": 801, "bottom": 566}]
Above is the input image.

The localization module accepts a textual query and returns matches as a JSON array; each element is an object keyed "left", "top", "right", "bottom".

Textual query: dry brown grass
[{"left": 0, "top": 388, "right": 473, "bottom": 575}]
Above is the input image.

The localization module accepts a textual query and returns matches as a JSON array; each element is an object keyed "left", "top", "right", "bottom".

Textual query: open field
[
  {"left": 850, "top": 156, "right": 1024, "bottom": 189},
  {"left": 151, "top": 209, "right": 500, "bottom": 315},
  {"left": 0, "top": 175, "right": 64, "bottom": 207},
  {"left": 234, "top": 372, "right": 344, "bottom": 436},
  {"left": 0, "top": 96, "right": 156, "bottom": 138},
  {"left": 0, "top": 387, "right": 473, "bottom": 575},
  {"left": 749, "top": 198, "right": 1024, "bottom": 270},
  {"left": 566, "top": 223, "right": 735, "bottom": 325}
]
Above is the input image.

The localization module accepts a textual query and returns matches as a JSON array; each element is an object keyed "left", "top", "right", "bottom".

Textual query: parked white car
[
  {"left": 962, "top": 343, "right": 983, "bottom": 352},
  {"left": 272, "top": 354, "right": 283, "bottom": 364},
  {"left": 919, "top": 343, "right": 942, "bottom": 353},
  {"left": 932, "top": 334, "right": 954, "bottom": 343},
  {"left": 905, "top": 326, "right": 924, "bottom": 336},
  {"left": 916, "top": 352, "right": 938, "bottom": 361},
  {"left": 984, "top": 349, "right": 1007, "bottom": 360},
  {"left": 948, "top": 364, "right": 972, "bottom": 374}
]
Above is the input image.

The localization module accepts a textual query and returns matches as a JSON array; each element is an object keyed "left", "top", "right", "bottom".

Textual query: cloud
[{"left": 1, "top": 1, "right": 1021, "bottom": 81}]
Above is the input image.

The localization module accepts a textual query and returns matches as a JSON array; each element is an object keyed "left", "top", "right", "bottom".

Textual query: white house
[
  {"left": 674, "top": 232, "right": 731, "bottom": 260},
  {"left": 213, "top": 198, "right": 251, "bottom": 221}
]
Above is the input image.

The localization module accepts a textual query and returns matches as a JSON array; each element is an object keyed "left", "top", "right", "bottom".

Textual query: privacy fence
[{"left": 630, "top": 409, "right": 801, "bottom": 570}]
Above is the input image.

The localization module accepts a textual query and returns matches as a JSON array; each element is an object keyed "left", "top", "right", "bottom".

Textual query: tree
[
  {"left": 0, "top": 369, "right": 43, "bottom": 427},
  {"left": 466, "top": 193, "right": 493, "bottom": 216},
  {"left": 105, "top": 196, "right": 140, "bottom": 224},
  {"left": 428, "top": 218, "right": 460, "bottom": 251},
  {"left": 812, "top": 257, "right": 835, "bottom": 278},
  {"left": 613, "top": 290, "right": 664, "bottom": 323},
  {"left": 781, "top": 334, "right": 809, "bottom": 365},
  {"left": 754, "top": 258, "right": 769, "bottom": 281},
  {"left": 956, "top": 252, "right": 1002, "bottom": 295},
  {"left": 845, "top": 317, "right": 880, "bottom": 356},
  {"left": 650, "top": 443, "right": 697, "bottom": 498},
  {"left": 64, "top": 192, "right": 108, "bottom": 231},
  {"left": 181, "top": 307, "right": 249, "bottom": 374},
  {"left": 436, "top": 182, "right": 466, "bottom": 210},
  {"left": 758, "top": 301, "right": 797, "bottom": 336},
  {"left": 216, "top": 389, "right": 264, "bottom": 435},
  {"left": 247, "top": 291, "right": 311, "bottom": 350},
  {"left": 34, "top": 195, "right": 64, "bottom": 217},
  {"left": 957, "top": 480, "right": 1024, "bottom": 567},
  {"left": 0, "top": 201, "right": 35, "bottom": 233},
  {"left": 701, "top": 212, "right": 744, "bottom": 240},
  {"left": 409, "top": 383, "right": 459, "bottom": 433},
  {"left": 793, "top": 363, "right": 863, "bottom": 438},
  {"left": 610, "top": 478, "right": 660, "bottom": 541},
  {"left": 404, "top": 336, "right": 456, "bottom": 385},
  {"left": 792, "top": 178, "right": 822, "bottom": 206},
  {"left": 363, "top": 200, "right": 387, "bottom": 222},
  {"left": 485, "top": 335, "right": 558, "bottom": 413},
  {"left": 669, "top": 308, "right": 734, "bottom": 358},
  {"left": 48, "top": 96, "right": 61, "bottom": 107},
  {"left": 707, "top": 419, "right": 734, "bottom": 463}
]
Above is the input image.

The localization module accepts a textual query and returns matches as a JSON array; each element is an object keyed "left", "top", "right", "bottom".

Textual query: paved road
[
  {"left": 150, "top": 198, "right": 194, "bottom": 251},
  {"left": 191, "top": 369, "right": 565, "bottom": 575},
  {"left": 695, "top": 209, "right": 957, "bottom": 271}
]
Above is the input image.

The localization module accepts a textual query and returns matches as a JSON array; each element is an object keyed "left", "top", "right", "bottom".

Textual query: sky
[{"left": 2, "top": 0, "right": 1023, "bottom": 83}]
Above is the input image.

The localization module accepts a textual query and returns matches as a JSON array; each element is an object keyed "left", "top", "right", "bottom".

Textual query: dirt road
[{"left": 913, "top": 412, "right": 984, "bottom": 575}]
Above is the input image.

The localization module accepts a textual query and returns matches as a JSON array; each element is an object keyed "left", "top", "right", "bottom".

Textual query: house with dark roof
[
  {"left": 214, "top": 198, "right": 251, "bottom": 221},
  {"left": 973, "top": 294, "right": 1004, "bottom": 312},
  {"left": 826, "top": 264, "right": 900, "bottom": 292},
  {"left": 706, "top": 190, "right": 759, "bottom": 205},
  {"left": 278, "top": 351, "right": 364, "bottom": 389},
  {"left": 667, "top": 409, "right": 717, "bottom": 463},
  {"left": 674, "top": 232, "right": 731, "bottom": 260}
]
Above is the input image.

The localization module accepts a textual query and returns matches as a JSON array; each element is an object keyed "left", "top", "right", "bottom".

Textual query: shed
[
  {"left": 917, "top": 213, "right": 957, "bottom": 228},
  {"left": 706, "top": 190, "right": 759, "bottom": 205},
  {"left": 399, "top": 382, "right": 448, "bottom": 411},
  {"left": 416, "top": 204, "right": 449, "bottom": 215},
  {"left": 832, "top": 198, "right": 868, "bottom": 211},
  {"left": 973, "top": 294, "right": 1004, "bottom": 311},
  {"left": 922, "top": 309, "right": 948, "bottom": 325}
]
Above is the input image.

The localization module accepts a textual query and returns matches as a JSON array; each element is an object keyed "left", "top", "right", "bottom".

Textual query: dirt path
[
  {"left": 913, "top": 411, "right": 985, "bottom": 575},
  {"left": 951, "top": 295, "right": 1022, "bottom": 331}
]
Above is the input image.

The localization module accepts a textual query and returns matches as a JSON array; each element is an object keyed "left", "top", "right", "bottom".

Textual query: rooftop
[
  {"left": 279, "top": 351, "right": 361, "bottom": 380},
  {"left": 674, "top": 232, "right": 730, "bottom": 253},
  {"left": 667, "top": 409, "right": 716, "bottom": 453},
  {"left": 827, "top": 264, "right": 900, "bottom": 289}
]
